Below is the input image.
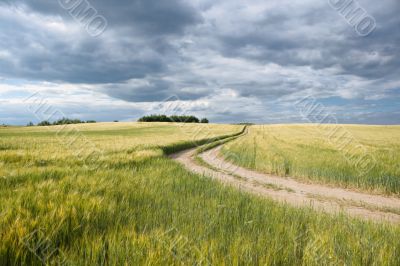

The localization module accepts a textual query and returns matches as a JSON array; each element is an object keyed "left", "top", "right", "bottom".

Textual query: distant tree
[
  {"left": 37, "top": 121, "right": 51, "bottom": 126},
  {"left": 27, "top": 122, "right": 34, "bottom": 127},
  {"left": 36, "top": 118, "right": 95, "bottom": 126},
  {"left": 138, "top": 114, "right": 202, "bottom": 123},
  {"left": 53, "top": 118, "right": 84, "bottom": 125},
  {"left": 170, "top": 115, "right": 200, "bottom": 123},
  {"left": 86, "top": 120, "right": 97, "bottom": 123},
  {"left": 113, "top": 120, "right": 119, "bottom": 122},
  {"left": 200, "top": 118, "right": 209, "bottom": 124},
  {"left": 139, "top": 115, "right": 167, "bottom": 122}
]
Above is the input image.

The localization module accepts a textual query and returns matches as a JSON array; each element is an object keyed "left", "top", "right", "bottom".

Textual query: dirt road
[{"left": 170, "top": 142, "right": 400, "bottom": 224}]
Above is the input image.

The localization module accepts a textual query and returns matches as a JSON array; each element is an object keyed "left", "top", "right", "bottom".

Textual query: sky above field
[{"left": 0, "top": 0, "right": 399, "bottom": 125}]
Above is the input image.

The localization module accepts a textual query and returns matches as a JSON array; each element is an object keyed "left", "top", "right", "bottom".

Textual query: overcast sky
[{"left": 0, "top": 0, "right": 399, "bottom": 125}]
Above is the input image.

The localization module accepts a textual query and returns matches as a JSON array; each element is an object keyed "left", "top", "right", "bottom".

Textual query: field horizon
[{"left": 2, "top": 122, "right": 400, "bottom": 127}]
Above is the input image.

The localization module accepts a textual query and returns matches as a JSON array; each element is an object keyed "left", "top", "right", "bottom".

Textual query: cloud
[
  {"left": 0, "top": 0, "right": 200, "bottom": 84},
  {"left": 13, "top": 0, "right": 202, "bottom": 35},
  {"left": 0, "top": 0, "right": 399, "bottom": 124}
]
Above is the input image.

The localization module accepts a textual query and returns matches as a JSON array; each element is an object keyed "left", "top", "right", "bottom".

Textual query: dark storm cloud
[
  {"left": 0, "top": 0, "right": 201, "bottom": 84},
  {"left": 213, "top": 0, "right": 400, "bottom": 82},
  {"left": 0, "top": 31, "right": 166, "bottom": 84},
  {"left": 12, "top": 0, "right": 202, "bottom": 35}
]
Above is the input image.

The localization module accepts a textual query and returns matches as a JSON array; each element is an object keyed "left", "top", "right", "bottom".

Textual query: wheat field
[
  {"left": 0, "top": 123, "right": 399, "bottom": 265},
  {"left": 222, "top": 124, "right": 400, "bottom": 195}
]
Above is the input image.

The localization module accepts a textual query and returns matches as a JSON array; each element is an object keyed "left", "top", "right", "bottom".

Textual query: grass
[
  {"left": 222, "top": 124, "right": 400, "bottom": 195},
  {"left": 0, "top": 123, "right": 400, "bottom": 265}
]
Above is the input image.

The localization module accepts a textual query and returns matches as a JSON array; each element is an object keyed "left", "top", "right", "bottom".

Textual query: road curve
[{"left": 170, "top": 141, "right": 400, "bottom": 224}]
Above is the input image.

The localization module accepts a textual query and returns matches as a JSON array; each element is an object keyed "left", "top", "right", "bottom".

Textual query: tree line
[
  {"left": 28, "top": 118, "right": 96, "bottom": 127},
  {"left": 138, "top": 115, "right": 209, "bottom": 123}
]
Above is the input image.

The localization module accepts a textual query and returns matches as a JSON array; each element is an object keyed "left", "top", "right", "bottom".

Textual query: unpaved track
[{"left": 170, "top": 141, "right": 400, "bottom": 224}]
